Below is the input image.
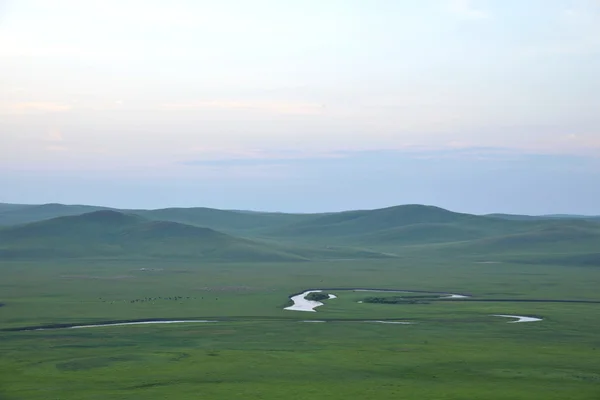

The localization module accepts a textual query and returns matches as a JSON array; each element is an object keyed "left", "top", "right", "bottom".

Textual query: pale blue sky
[{"left": 1, "top": 0, "right": 599, "bottom": 213}]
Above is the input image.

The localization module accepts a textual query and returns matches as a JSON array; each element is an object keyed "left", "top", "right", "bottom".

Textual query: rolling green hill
[
  {"left": 408, "top": 219, "right": 600, "bottom": 265},
  {"left": 0, "top": 210, "right": 397, "bottom": 261},
  {"left": 0, "top": 203, "right": 35, "bottom": 213},
  {"left": 0, "top": 203, "right": 111, "bottom": 226},
  {"left": 2, "top": 203, "right": 600, "bottom": 263},
  {"left": 266, "top": 205, "right": 472, "bottom": 237},
  {"left": 262, "top": 205, "right": 600, "bottom": 257},
  {"left": 486, "top": 213, "right": 600, "bottom": 222},
  {"left": 3, "top": 202, "right": 598, "bottom": 231},
  {"left": 264, "top": 204, "right": 525, "bottom": 243},
  {"left": 0, "top": 203, "right": 321, "bottom": 233},
  {"left": 485, "top": 213, "right": 547, "bottom": 221},
  {"left": 135, "top": 207, "right": 320, "bottom": 233},
  {"left": 357, "top": 222, "right": 492, "bottom": 245},
  {"left": 0, "top": 210, "right": 308, "bottom": 262},
  {"left": 456, "top": 220, "right": 600, "bottom": 254}
]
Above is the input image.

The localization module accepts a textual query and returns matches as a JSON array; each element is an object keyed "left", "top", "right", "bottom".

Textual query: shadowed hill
[
  {"left": 260, "top": 205, "right": 600, "bottom": 261},
  {"left": 485, "top": 213, "right": 547, "bottom": 221},
  {"left": 461, "top": 221, "right": 600, "bottom": 253},
  {"left": 0, "top": 210, "right": 144, "bottom": 241},
  {"left": 0, "top": 203, "right": 321, "bottom": 233},
  {"left": 0, "top": 211, "right": 307, "bottom": 261},
  {"left": 0, "top": 203, "right": 111, "bottom": 226},
  {"left": 357, "top": 223, "right": 492, "bottom": 245},
  {"left": 0, "top": 210, "right": 396, "bottom": 261},
  {"left": 0, "top": 203, "right": 35, "bottom": 213},
  {"left": 487, "top": 213, "right": 600, "bottom": 222},
  {"left": 266, "top": 204, "right": 514, "bottom": 240},
  {"left": 415, "top": 220, "right": 600, "bottom": 262},
  {"left": 135, "top": 207, "right": 320, "bottom": 233},
  {"left": 2, "top": 203, "right": 600, "bottom": 263}
]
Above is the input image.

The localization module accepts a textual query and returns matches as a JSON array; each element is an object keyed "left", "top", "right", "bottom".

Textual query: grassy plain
[{"left": 1, "top": 257, "right": 599, "bottom": 399}]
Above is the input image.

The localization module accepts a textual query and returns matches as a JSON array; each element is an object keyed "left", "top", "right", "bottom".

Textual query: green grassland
[
  {"left": 1, "top": 257, "right": 600, "bottom": 399},
  {"left": 1, "top": 203, "right": 600, "bottom": 399}
]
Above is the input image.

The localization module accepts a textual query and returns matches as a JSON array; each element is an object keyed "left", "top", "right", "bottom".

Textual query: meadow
[{"left": 1, "top": 256, "right": 599, "bottom": 399}]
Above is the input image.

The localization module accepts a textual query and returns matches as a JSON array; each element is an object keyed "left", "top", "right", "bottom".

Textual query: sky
[{"left": 1, "top": 0, "right": 599, "bottom": 214}]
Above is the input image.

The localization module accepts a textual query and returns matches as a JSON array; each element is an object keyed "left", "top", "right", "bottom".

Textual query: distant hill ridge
[
  {"left": 1, "top": 202, "right": 598, "bottom": 228},
  {"left": 486, "top": 213, "right": 600, "bottom": 221},
  {"left": 1, "top": 203, "right": 599, "bottom": 263},
  {"left": 0, "top": 210, "right": 307, "bottom": 261},
  {"left": 0, "top": 210, "right": 395, "bottom": 261}
]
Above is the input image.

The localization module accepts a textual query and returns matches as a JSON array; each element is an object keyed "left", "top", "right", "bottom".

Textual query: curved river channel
[
  {"left": 284, "top": 288, "right": 543, "bottom": 324},
  {"left": 7, "top": 288, "right": 545, "bottom": 331}
]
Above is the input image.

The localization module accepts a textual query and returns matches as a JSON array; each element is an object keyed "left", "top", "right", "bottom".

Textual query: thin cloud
[
  {"left": 0, "top": 102, "right": 72, "bottom": 115},
  {"left": 46, "top": 129, "right": 64, "bottom": 142},
  {"left": 181, "top": 144, "right": 600, "bottom": 169},
  {"left": 161, "top": 101, "right": 325, "bottom": 115},
  {"left": 0, "top": 33, "right": 130, "bottom": 59},
  {"left": 181, "top": 146, "right": 519, "bottom": 167},
  {"left": 46, "top": 145, "right": 69, "bottom": 152},
  {"left": 182, "top": 147, "right": 346, "bottom": 164},
  {"left": 552, "top": 4, "right": 600, "bottom": 55},
  {"left": 447, "top": 0, "right": 489, "bottom": 20},
  {"left": 556, "top": 133, "right": 600, "bottom": 151}
]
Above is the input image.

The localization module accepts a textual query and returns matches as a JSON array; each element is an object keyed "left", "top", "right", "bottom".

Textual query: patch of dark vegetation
[
  {"left": 0, "top": 303, "right": 5, "bottom": 308},
  {"left": 196, "top": 285, "right": 258, "bottom": 292},
  {"left": 282, "top": 299, "right": 294, "bottom": 308},
  {"left": 56, "top": 355, "right": 138, "bottom": 371},
  {"left": 169, "top": 352, "right": 190, "bottom": 362},
  {"left": 128, "top": 382, "right": 174, "bottom": 389},
  {"left": 426, "top": 318, "right": 498, "bottom": 323},
  {"left": 125, "top": 378, "right": 224, "bottom": 389},
  {"left": 391, "top": 294, "right": 440, "bottom": 299},
  {"left": 96, "top": 295, "right": 196, "bottom": 305},
  {"left": 289, "top": 287, "right": 472, "bottom": 297},
  {"left": 439, "top": 298, "right": 600, "bottom": 304},
  {"left": 125, "top": 296, "right": 192, "bottom": 303},
  {"left": 511, "top": 253, "right": 600, "bottom": 267},
  {"left": 364, "top": 296, "right": 432, "bottom": 305},
  {"left": 363, "top": 296, "right": 600, "bottom": 305},
  {"left": 305, "top": 292, "right": 330, "bottom": 301},
  {"left": 61, "top": 275, "right": 133, "bottom": 280}
]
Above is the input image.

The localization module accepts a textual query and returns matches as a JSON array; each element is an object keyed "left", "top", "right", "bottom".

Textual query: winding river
[
  {"left": 284, "top": 288, "right": 543, "bottom": 324},
  {"left": 5, "top": 288, "right": 548, "bottom": 331},
  {"left": 492, "top": 315, "right": 543, "bottom": 323},
  {"left": 33, "top": 320, "right": 218, "bottom": 331},
  {"left": 284, "top": 288, "right": 471, "bottom": 312}
]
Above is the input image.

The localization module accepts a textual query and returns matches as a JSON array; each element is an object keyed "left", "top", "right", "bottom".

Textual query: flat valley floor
[{"left": 1, "top": 258, "right": 600, "bottom": 399}]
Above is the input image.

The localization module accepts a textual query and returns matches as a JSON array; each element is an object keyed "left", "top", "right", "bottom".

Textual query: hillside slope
[
  {"left": 0, "top": 203, "right": 36, "bottom": 213},
  {"left": 0, "top": 210, "right": 397, "bottom": 261},
  {"left": 0, "top": 211, "right": 307, "bottom": 261},
  {"left": 358, "top": 223, "right": 492, "bottom": 245},
  {"left": 0, "top": 203, "right": 111, "bottom": 226},
  {"left": 265, "top": 204, "right": 522, "bottom": 242},
  {"left": 410, "top": 220, "right": 600, "bottom": 264},
  {"left": 0, "top": 203, "right": 321, "bottom": 233},
  {"left": 458, "top": 221, "right": 600, "bottom": 254},
  {"left": 136, "top": 207, "right": 320, "bottom": 233},
  {"left": 487, "top": 213, "right": 600, "bottom": 222},
  {"left": 2, "top": 203, "right": 599, "bottom": 263}
]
